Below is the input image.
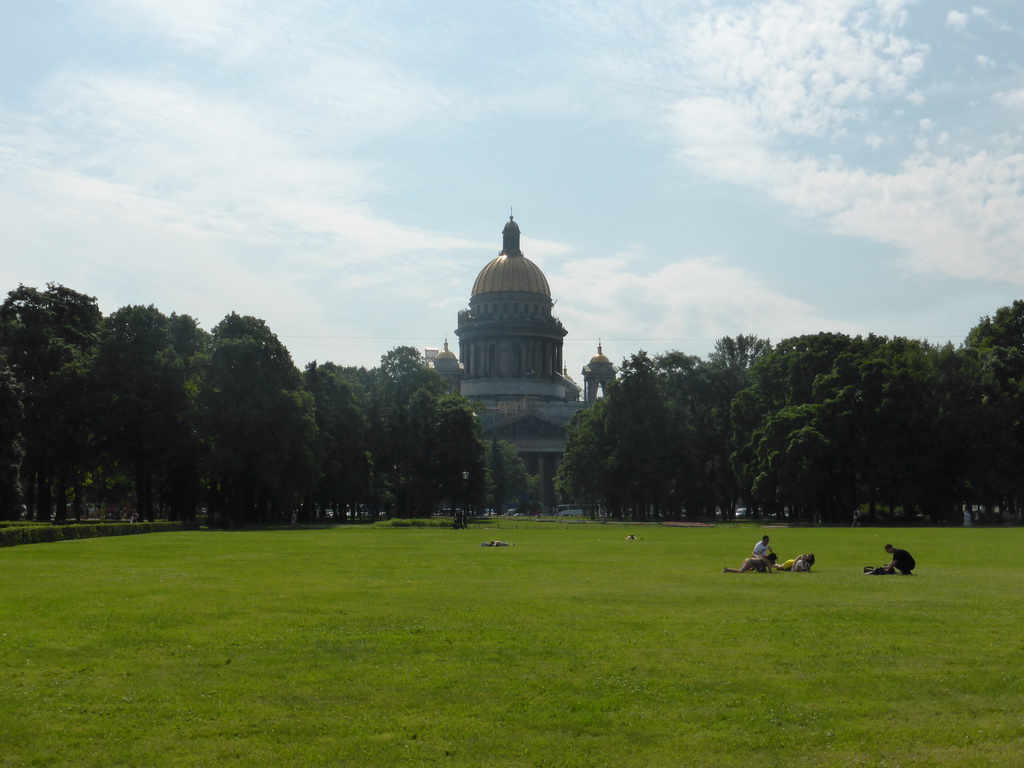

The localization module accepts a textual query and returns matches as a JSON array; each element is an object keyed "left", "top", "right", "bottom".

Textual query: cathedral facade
[{"left": 429, "top": 216, "right": 615, "bottom": 509}]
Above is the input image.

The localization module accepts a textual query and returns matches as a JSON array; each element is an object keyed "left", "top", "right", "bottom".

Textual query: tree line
[
  {"left": 5, "top": 282, "right": 1023, "bottom": 527},
  {"left": 556, "top": 304, "right": 1024, "bottom": 525},
  {"left": 0, "top": 283, "right": 530, "bottom": 525}
]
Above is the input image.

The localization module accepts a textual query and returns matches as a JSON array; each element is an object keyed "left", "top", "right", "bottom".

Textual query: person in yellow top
[{"left": 776, "top": 553, "right": 815, "bottom": 571}]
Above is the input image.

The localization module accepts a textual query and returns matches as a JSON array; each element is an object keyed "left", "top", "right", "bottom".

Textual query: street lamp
[{"left": 462, "top": 470, "right": 470, "bottom": 522}]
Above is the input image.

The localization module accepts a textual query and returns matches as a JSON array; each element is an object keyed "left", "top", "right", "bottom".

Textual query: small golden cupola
[{"left": 582, "top": 342, "right": 617, "bottom": 403}]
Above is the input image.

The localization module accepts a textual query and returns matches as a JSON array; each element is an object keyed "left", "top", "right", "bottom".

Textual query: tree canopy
[{"left": 4, "top": 282, "right": 1024, "bottom": 527}]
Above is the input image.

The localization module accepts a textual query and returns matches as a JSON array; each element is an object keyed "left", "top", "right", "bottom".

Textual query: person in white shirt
[{"left": 752, "top": 535, "right": 777, "bottom": 565}]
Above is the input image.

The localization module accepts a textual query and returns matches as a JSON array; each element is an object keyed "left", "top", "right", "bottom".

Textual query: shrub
[
  {"left": 374, "top": 517, "right": 462, "bottom": 528},
  {"left": 0, "top": 520, "right": 199, "bottom": 548}
]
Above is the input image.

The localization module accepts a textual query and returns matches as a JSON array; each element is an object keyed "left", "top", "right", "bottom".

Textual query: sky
[{"left": 1, "top": 0, "right": 1023, "bottom": 373}]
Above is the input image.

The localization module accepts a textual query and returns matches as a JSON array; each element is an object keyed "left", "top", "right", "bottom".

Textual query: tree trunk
[
  {"left": 54, "top": 477, "right": 68, "bottom": 524},
  {"left": 36, "top": 467, "right": 52, "bottom": 522}
]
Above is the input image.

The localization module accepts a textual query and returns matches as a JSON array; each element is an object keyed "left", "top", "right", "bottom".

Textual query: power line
[{"left": 278, "top": 334, "right": 969, "bottom": 343}]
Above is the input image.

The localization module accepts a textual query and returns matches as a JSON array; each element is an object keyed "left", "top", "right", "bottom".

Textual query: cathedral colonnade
[{"left": 461, "top": 336, "right": 562, "bottom": 380}]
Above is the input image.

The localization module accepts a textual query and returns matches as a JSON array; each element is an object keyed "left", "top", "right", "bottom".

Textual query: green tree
[
  {"left": 970, "top": 346, "right": 1024, "bottom": 518},
  {"left": 0, "top": 284, "right": 101, "bottom": 522},
  {"left": 702, "top": 335, "right": 772, "bottom": 517},
  {"left": 965, "top": 300, "right": 1024, "bottom": 351},
  {"left": 556, "top": 398, "right": 611, "bottom": 512},
  {"left": 368, "top": 347, "right": 445, "bottom": 517},
  {"left": 0, "top": 358, "right": 23, "bottom": 519},
  {"left": 304, "top": 361, "right": 370, "bottom": 521},
  {"left": 603, "top": 351, "right": 677, "bottom": 520},
  {"left": 746, "top": 403, "right": 832, "bottom": 522},
  {"left": 651, "top": 351, "right": 701, "bottom": 520},
  {"left": 731, "top": 333, "right": 867, "bottom": 520},
  {"left": 488, "top": 439, "right": 530, "bottom": 513},
  {"left": 428, "top": 394, "right": 486, "bottom": 514},
  {"left": 91, "top": 305, "right": 206, "bottom": 521},
  {"left": 963, "top": 305, "right": 1024, "bottom": 520},
  {"left": 201, "top": 313, "right": 319, "bottom": 525}
]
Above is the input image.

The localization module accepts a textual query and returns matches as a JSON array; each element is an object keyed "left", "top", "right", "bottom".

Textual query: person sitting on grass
[
  {"left": 865, "top": 544, "right": 915, "bottom": 575},
  {"left": 753, "top": 535, "right": 777, "bottom": 565},
  {"left": 776, "top": 553, "right": 815, "bottom": 571},
  {"left": 723, "top": 555, "right": 772, "bottom": 573}
]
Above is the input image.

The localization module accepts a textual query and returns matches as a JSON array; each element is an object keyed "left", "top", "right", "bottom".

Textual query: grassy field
[{"left": 1, "top": 522, "right": 1022, "bottom": 767}]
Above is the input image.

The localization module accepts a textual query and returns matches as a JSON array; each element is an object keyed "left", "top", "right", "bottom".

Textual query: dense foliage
[
  {"left": 557, "top": 313, "right": 1024, "bottom": 524},
  {"left": 4, "top": 282, "right": 1023, "bottom": 526},
  {"left": 0, "top": 284, "right": 518, "bottom": 525}
]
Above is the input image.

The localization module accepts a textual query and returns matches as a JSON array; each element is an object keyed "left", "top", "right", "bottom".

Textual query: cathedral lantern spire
[{"left": 501, "top": 215, "right": 522, "bottom": 257}]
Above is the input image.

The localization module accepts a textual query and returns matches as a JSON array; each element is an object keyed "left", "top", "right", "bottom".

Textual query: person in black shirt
[{"left": 866, "top": 544, "right": 915, "bottom": 575}]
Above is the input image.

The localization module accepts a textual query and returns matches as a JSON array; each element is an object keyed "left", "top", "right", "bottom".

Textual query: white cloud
[
  {"left": 825, "top": 152, "right": 1024, "bottom": 282},
  {"left": 667, "top": 91, "right": 1024, "bottom": 284},
  {"left": 994, "top": 89, "right": 1024, "bottom": 109},
  {"left": 554, "top": 251, "right": 864, "bottom": 357},
  {"left": 679, "top": 0, "right": 927, "bottom": 140},
  {"left": 946, "top": 10, "right": 970, "bottom": 31},
  {"left": 635, "top": 1, "right": 1024, "bottom": 289},
  {"left": 4, "top": 0, "right": 1023, "bottom": 368},
  {"left": 0, "top": 17, "right": 485, "bottom": 367},
  {"left": 970, "top": 6, "right": 1013, "bottom": 32},
  {"left": 13, "top": 65, "right": 472, "bottom": 261}
]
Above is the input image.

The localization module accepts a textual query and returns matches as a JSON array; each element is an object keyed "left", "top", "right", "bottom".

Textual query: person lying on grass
[
  {"left": 776, "top": 553, "right": 815, "bottom": 571},
  {"left": 723, "top": 555, "right": 773, "bottom": 573},
  {"left": 481, "top": 540, "right": 514, "bottom": 547}
]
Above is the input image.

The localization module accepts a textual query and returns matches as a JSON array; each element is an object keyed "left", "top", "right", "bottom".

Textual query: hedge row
[
  {"left": 374, "top": 517, "right": 469, "bottom": 528},
  {"left": 0, "top": 521, "right": 200, "bottom": 548}
]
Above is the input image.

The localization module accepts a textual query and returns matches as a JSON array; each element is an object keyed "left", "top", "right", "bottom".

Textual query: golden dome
[
  {"left": 436, "top": 340, "right": 457, "bottom": 360},
  {"left": 471, "top": 216, "right": 551, "bottom": 297},
  {"left": 590, "top": 343, "right": 611, "bottom": 364},
  {"left": 472, "top": 254, "right": 550, "bottom": 296}
]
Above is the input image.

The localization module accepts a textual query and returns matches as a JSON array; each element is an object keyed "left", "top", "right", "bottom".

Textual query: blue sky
[{"left": 2, "top": 0, "right": 1022, "bottom": 372}]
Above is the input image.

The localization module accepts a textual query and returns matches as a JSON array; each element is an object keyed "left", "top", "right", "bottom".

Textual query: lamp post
[{"left": 462, "top": 470, "right": 470, "bottom": 523}]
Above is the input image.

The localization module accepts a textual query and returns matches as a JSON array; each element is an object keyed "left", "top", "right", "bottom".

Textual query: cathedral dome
[
  {"left": 471, "top": 216, "right": 551, "bottom": 297},
  {"left": 435, "top": 340, "right": 457, "bottom": 361},
  {"left": 472, "top": 255, "right": 550, "bottom": 296},
  {"left": 589, "top": 344, "right": 611, "bottom": 364}
]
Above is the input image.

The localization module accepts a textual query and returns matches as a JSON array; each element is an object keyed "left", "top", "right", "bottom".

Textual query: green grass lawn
[{"left": 2, "top": 523, "right": 1022, "bottom": 767}]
